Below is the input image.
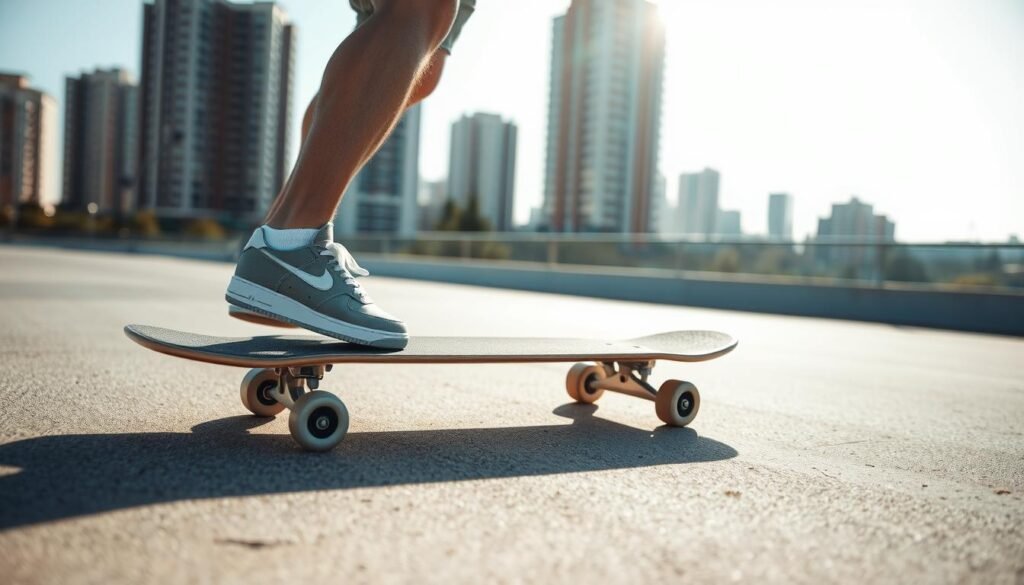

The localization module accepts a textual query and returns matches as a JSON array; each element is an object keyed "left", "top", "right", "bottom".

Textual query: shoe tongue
[{"left": 313, "top": 223, "right": 334, "bottom": 246}]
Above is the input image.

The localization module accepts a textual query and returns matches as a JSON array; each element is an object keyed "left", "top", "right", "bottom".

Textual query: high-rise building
[
  {"left": 716, "top": 209, "right": 742, "bottom": 237},
  {"left": 542, "top": 0, "right": 665, "bottom": 233},
  {"left": 676, "top": 168, "right": 720, "bottom": 236},
  {"left": 138, "top": 0, "right": 295, "bottom": 222},
  {"left": 63, "top": 68, "right": 138, "bottom": 215},
  {"left": 0, "top": 74, "right": 57, "bottom": 211},
  {"left": 335, "top": 106, "right": 421, "bottom": 236},
  {"left": 447, "top": 112, "right": 517, "bottom": 231},
  {"left": 768, "top": 192, "right": 792, "bottom": 240}
]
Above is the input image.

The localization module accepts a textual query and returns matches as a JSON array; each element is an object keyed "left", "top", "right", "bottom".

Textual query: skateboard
[{"left": 125, "top": 324, "right": 738, "bottom": 452}]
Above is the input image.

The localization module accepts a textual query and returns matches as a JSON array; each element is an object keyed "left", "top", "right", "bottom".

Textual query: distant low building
[
  {"left": 526, "top": 206, "right": 545, "bottom": 231},
  {"left": 0, "top": 73, "right": 57, "bottom": 211},
  {"left": 677, "top": 168, "right": 719, "bottom": 236},
  {"left": 768, "top": 192, "right": 793, "bottom": 240},
  {"left": 817, "top": 197, "right": 895, "bottom": 241},
  {"left": 418, "top": 178, "right": 447, "bottom": 231},
  {"left": 815, "top": 196, "right": 897, "bottom": 278},
  {"left": 716, "top": 209, "right": 742, "bottom": 237},
  {"left": 63, "top": 68, "right": 138, "bottom": 216},
  {"left": 652, "top": 173, "right": 673, "bottom": 234}
]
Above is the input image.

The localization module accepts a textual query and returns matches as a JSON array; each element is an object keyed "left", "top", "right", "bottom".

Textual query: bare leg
[
  {"left": 264, "top": 50, "right": 447, "bottom": 223},
  {"left": 265, "top": 0, "right": 456, "bottom": 228},
  {"left": 306, "top": 52, "right": 445, "bottom": 140}
]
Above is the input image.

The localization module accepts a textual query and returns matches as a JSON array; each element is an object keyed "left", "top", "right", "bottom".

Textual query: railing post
[
  {"left": 876, "top": 242, "right": 887, "bottom": 287},
  {"left": 547, "top": 239, "right": 558, "bottom": 265}
]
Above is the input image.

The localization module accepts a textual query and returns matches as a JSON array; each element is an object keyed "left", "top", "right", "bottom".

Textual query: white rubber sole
[
  {"left": 228, "top": 304, "right": 298, "bottom": 328},
  {"left": 225, "top": 276, "right": 408, "bottom": 349}
]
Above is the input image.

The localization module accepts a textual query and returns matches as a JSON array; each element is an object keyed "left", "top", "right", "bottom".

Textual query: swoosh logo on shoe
[{"left": 259, "top": 250, "right": 334, "bottom": 291}]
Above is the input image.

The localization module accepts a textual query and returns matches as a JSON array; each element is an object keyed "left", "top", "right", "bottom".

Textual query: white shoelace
[{"left": 319, "top": 242, "right": 370, "bottom": 299}]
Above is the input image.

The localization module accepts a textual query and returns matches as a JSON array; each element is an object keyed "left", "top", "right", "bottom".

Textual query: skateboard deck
[
  {"left": 125, "top": 324, "right": 737, "bottom": 452},
  {"left": 124, "top": 324, "right": 737, "bottom": 368}
]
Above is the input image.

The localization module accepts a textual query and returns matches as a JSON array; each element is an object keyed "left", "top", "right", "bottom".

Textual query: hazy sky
[{"left": 1, "top": 0, "right": 1021, "bottom": 241}]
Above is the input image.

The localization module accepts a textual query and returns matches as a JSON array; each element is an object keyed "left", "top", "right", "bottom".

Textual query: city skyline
[{"left": 1, "top": 0, "right": 1022, "bottom": 240}]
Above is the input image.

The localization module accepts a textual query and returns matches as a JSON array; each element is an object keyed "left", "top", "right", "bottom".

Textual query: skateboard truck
[
  {"left": 238, "top": 364, "right": 350, "bottom": 452},
  {"left": 591, "top": 361, "right": 658, "bottom": 401},
  {"left": 270, "top": 364, "right": 332, "bottom": 407},
  {"left": 566, "top": 360, "right": 701, "bottom": 429}
]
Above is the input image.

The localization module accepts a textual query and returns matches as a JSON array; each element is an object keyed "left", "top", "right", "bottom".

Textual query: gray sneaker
[{"left": 225, "top": 224, "right": 408, "bottom": 348}]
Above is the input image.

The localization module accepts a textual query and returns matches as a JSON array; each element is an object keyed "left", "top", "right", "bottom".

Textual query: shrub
[
  {"left": 184, "top": 217, "right": 227, "bottom": 240},
  {"left": 131, "top": 210, "right": 161, "bottom": 237}
]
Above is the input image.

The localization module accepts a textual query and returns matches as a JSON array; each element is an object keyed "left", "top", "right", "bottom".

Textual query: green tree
[
  {"left": 435, "top": 195, "right": 492, "bottom": 232},
  {"left": 436, "top": 198, "right": 462, "bottom": 231},
  {"left": 884, "top": 251, "right": 929, "bottom": 283},
  {"left": 710, "top": 247, "right": 740, "bottom": 273},
  {"left": 426, "top": 195, "right": 508, "bottom": 260},
  {"left": 456, "top": 195, "right": 492, "bottom": 232}
]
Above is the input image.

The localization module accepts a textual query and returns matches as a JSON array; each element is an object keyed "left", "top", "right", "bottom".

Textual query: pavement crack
[
  {"left": 813, "top": 467, "right": 840, "bottom": 479},
  {"left": 813, "top": 439, "right": 871, "bottom": 449},
  {"left": 214, "top": 538, "right": 295, "bottom": 549}
]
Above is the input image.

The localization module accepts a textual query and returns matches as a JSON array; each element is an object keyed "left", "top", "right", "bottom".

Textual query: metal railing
[
  {"left": 4, "top": 229, "right": 1022, "bottom": 293},
  {"left": 343, "top": 232, "right": 1024, "bottom": 293}
]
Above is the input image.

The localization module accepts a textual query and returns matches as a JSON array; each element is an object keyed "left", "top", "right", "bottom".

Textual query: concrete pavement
[{"left": 0, "top": 245, "right": 1021, "bottom": 583}]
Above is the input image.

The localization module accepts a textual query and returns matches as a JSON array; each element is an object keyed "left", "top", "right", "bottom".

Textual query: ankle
[{"left": 260, "top": 225, "right": 321, "bottom": 250}]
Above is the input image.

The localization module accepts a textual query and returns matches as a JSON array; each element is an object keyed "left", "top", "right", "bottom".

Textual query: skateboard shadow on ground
[{"left": 0, "top": 404, "right": 737, "bottom": 530}]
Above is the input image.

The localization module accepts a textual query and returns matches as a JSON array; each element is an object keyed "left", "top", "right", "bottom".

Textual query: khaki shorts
[{"left": 349, "top": 0, "right": 476, "bottom": 54}]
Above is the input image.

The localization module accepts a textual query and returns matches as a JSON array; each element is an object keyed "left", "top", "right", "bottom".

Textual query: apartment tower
[
  {"left": 542, "top": 0, "right": 665, "bottom": 233},
  {"left": 0, "top": 74, "right": 57, "bottom": 211},
  {"left": 138, "top": 0, "right": 295, "bottom": 221},
  {"left": 447, "top": 112, "right": 518, "bottom": 231},
  {"left": 677, "top": 167, "right": 720, "bottom": 236},
  {"left": 63, "top": 68, "right": 139, "bottom": 215}
]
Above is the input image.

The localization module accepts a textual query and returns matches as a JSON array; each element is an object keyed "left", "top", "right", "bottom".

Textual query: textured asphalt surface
[{"left": 0, "top": 245, "right": 1021, "bottom": 584}]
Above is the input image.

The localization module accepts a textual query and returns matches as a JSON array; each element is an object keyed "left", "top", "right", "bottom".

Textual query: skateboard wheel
[
  {"left": 566, "top": 363, "right": 605, "bottom": 404},
  {"left": 240, "top": 368, "right": 286, "bottom": 417},
  {"left": 655, "top": 380, "right": 700, "bottom": 427},
  {"left": 288, "top": 391, "right": 349, "bottom": 452}
]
